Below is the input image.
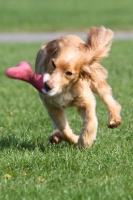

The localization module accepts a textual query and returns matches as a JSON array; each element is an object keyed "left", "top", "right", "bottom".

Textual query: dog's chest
[{"left": 46, "top": 91, "right": 76, "bottom": 108}]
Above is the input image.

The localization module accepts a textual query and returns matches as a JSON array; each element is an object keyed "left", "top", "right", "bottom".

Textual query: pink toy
[{"left": 5, "top": 61, "right": 44, "bottom": 93}]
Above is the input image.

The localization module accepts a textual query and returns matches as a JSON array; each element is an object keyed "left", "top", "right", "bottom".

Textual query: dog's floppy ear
[
  {"left": 81, "top": 63, "right": 108, "bottom": 82},
  {"left": 45, "top": 38, "right": 61, "bottom": 62}
]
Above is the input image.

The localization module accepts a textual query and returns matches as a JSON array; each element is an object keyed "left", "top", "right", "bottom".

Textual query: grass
[
  {"left": 0, "top": 0, "right": 133, "bottom": 32},
  {"left": 0, "top": 40, "right": 133, "bottom": 200}
]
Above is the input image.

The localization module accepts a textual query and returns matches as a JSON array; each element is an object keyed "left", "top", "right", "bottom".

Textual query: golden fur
[{"left": 35, "top": 26, "right": 121, "bottom": 148}]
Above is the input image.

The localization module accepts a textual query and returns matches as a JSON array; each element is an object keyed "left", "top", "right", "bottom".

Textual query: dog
[{"left": 35, "top": 26, "right": 121, "bottom": 148}]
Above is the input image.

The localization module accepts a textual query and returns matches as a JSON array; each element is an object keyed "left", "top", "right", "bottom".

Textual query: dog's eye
[
  {"left": 65, "top": 71, "right": 73, "bottom": 76},
  {"left": 51, "top": 60, "right": 56, "bottom": 69}
]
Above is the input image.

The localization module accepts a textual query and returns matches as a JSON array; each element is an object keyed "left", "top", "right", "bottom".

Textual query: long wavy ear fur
[
  {"left": 87, "top": 26, "right": 114, "bottom": 63},
  {"left": 81, "top": 62, "right": 108, "bottom": 82}
]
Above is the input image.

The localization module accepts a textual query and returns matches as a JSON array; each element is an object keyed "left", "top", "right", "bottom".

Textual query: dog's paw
[
  {"left": 49, "top": 130, "right": 63, "bottom": 145},
  {"left": 107, "top": 118, "right": 121, "bottom": 129},
  {"left": 78, "top": 137, "right": 94, "bottom": 149},
  {"left": 107, "top": 102, "right": 121, "bottom": 129}
]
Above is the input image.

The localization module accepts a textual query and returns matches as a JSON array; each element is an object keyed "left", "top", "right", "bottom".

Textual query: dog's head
[{"left": 42, "top": 27, "right": 114, "bottom": 96}]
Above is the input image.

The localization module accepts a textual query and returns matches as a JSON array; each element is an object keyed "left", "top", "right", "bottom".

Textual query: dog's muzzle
[
  {"left": 44, "top": 81, "right": 54, "bottom": 92},
  {"left": 42, "top": 73, "right": 54, "bottom": 94}
]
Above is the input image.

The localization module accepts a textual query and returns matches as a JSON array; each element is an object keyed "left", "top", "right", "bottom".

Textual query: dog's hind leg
[
  {"left": 92, "top": 80, "right": 121, "bottom": 128},
  {"left": 47, "top": 108, "right": 79, "bottom": 145}
]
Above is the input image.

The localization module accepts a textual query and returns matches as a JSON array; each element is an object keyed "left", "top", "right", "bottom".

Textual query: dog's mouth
[
  {"left": 42, "top": 88, "right": 61, "bottom": 96},
  {"left": 44, "top": 82, "right": 52, "bottom": 91},
  {"left": 41, "top": 73, "right": 63, "bottom": 96},
  {"left": 42, "top": 82, "right": 52, "bottom": 95},
  {"left": 42, "top": 88, "right": 48, "bottom": 95},
  {"left": 41, "top": 74, "right": 52, "bottom": 95},
  {"left": 42, "top": 81, "right": 62, "bottom": 96}
]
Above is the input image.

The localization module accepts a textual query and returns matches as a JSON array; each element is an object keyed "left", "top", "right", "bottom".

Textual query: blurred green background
[
  {"left": 0, "top": 0, "right": 133, "bottom": 32},
  {"left": 1, "top": 1, "right": 133, "bottom": 200}
]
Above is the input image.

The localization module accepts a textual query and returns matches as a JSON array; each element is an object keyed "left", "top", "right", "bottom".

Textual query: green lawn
[
  {"left": 0, "top": 0, "right": 133, "bottom": 32},
  {"left": 0, "top": 40, "right": 133, "bottom": 199}
]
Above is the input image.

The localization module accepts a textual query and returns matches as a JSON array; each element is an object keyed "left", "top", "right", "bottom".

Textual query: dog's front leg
[
  {"left": 48, "top": 108, "right": 79, "bottom": 145},
  {"left": 92, "top": 81, "right": 121, "bottom": 128},
  {"left": 77, "top": 94, "right": 98, "bottom": 148}
]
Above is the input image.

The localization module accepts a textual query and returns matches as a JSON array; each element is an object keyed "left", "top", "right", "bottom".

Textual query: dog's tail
[
  {"left": 80, "top": 26, "right": 114, "bottom": 81},
  {"left": 87, "top": 26, "right": 114, "bottom": 63}
]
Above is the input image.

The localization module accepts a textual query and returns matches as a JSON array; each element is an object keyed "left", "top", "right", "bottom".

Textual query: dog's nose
[{"left": 44, "top": 80, "right": 54, "bottom": 91}]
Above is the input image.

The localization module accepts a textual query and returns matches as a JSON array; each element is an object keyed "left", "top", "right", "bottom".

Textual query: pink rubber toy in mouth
[{"left": 5, "top": 61, "right": 44, "bottom": 93}]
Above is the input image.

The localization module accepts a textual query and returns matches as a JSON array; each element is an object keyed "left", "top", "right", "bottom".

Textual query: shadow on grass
[{"left": 0, "top": 134, "right": 64, "bottom": 152}]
